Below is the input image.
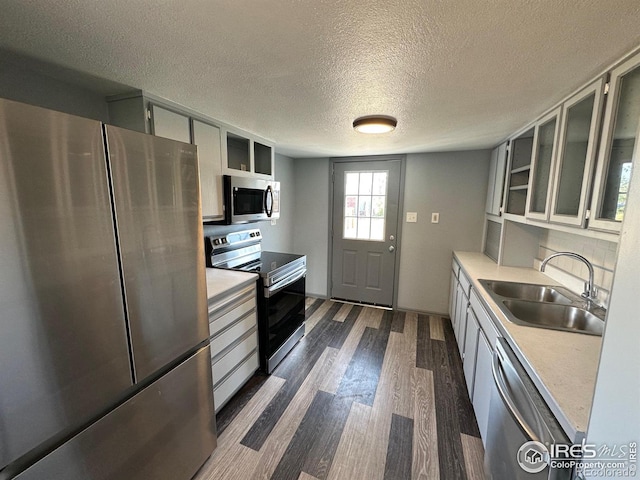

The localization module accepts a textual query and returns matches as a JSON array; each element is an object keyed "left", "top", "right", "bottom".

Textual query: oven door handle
[{"left": 265, "top": 269, "right": 306, "bottom": 298}]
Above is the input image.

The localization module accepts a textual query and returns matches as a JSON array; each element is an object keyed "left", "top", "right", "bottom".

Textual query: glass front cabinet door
[
  {"left": 526, "top": 107, "right": 562, "bottom": 221},
  {"left": 589, "top": 52, "right": 640, "bottom": 233},
  {"left": 549, "top": 79, "right": 605, "bottom": 227},
  {"left": 504, "top": 128, "right": 534, "bottom": 216}
]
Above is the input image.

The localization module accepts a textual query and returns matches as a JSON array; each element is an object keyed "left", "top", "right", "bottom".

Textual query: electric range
[{"left": 206, "top": 229, "right": 306, "bottom": 373}]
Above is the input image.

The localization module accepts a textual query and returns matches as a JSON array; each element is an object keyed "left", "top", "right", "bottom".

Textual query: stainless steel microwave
[{"left": 222, "top": 175, "right": 280, "bottom": 224}]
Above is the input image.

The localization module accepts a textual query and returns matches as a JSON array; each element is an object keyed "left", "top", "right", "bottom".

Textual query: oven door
[{"left": 259, "top": 270, "right": 306, "bottom": 373}]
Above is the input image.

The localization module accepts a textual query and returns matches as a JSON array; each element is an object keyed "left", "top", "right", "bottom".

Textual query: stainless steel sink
[
  {"left": 478, "top": 278, "right": 605, "bottom": 336},
  {"left": 501, "top": 300, "right": 604, "bottom": 336},
  {"left": 481, "top": 280, "right": 572, "bottom": 304}
]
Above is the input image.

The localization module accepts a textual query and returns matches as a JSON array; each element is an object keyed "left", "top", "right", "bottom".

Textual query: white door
[{"left": 330, "top": 158, "right": 402, "bottom": 307}]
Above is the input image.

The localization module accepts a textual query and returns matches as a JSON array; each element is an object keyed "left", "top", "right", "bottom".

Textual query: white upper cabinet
[
  {"left": 107, "top": 92, "right": 276, "bottom": 221},
  {"left": 485, "top": 142, "right": 508, "bottom": 216},
  {"left": 192, "top": 120, "right": 223, "bottom": 220},
  {"left": 504, "top": 128, "right": 534, "bottom": 216},
  {"left": 526, "top": 107, "right": 561, "bottom": 221},
  {"left": 549, "top": 78, "right": 605, "bottom": 227},
  {"left": 589, "top": 52, "right": 640, "bottom": 233},
  {"left": 150, "top": 105, "right": 191, "bottom": 143},
  {"left": 221, "top": 128, "right": 274, "bottom": 179}
]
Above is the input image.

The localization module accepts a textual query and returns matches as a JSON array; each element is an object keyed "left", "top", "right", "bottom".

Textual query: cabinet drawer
[
  {"left": 463, "top": 309, "right": 480, "bottom": 398},
  {"left": 459, "top": 270, "right": 472, "bottom": 298},
  {"left": 452, "top": 258, "right": 460, "bottom": 279},
  {"left": 212, "top": 329, "right": 258, "bottom": 387},
  {"left": 209, "top": 294, "right": 256, "bottom": 338},
  {"left": 213, "top": 352, "right": 259, "bottom": 413},
  {"left": 470, "top": 289, "right": 500, "bottom": 350},
  {"left": 208, "top": 283, "right": 255, "bottom": 317},
  {"left": 210, "top": 312, "right": 257, "bottom": 358}
]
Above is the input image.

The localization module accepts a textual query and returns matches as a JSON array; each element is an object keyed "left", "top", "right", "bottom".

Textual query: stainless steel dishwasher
[{"left": 485, "top": 338, "right": 573, "bottom": 479}]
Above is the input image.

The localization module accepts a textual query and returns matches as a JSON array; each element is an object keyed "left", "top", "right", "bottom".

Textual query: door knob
[{"left": 389, "top": 245, "right": 395, "bottom": 252}]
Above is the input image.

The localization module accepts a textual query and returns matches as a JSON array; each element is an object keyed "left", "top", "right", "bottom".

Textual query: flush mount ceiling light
[{"left": 353, "top": 115, "right": 397, "bottom": 134}]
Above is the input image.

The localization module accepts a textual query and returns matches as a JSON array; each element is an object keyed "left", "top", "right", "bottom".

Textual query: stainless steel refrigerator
[{"left": 0, "top": 98, "right": 216, "bottom": 479}]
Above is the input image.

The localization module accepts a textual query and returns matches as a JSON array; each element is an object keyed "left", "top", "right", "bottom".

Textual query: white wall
[
  {"left": 260, "top": 153, "right": 295, "bottom": 252},
  {"left": 397, "top": 151, "right": 490, "bottom": 313},
  {"left": 585, "top": 147, "right": 640, "bottom": 473},
  {"left": 533, "top": 230, "right": 618, "bottom": 307},
  {"left": 0, "top": 50, "right": 110, "bottom": 121},
  {"left": 290, "top": 151, "right": 491, "bottom": 309},
  {"left": 291, "top": 157, "right": 330, "bottom": 297}
]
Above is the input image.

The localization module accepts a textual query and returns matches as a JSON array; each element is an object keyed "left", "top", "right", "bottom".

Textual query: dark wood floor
[{"left": 195, "top": 298, "right": 485, "bottom": 480}]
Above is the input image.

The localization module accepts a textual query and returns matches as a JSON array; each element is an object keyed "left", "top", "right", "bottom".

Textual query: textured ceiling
[{"left": 0, "top": 1, "right": 639, "bottom": 158}]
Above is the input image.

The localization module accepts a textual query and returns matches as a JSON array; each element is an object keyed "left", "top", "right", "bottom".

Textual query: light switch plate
[
  {"left": 406, "top": 212, "right": 418, "bottom": 223},
  {"left": 431, "top": 212, "right": 440, "bottom": 223}
]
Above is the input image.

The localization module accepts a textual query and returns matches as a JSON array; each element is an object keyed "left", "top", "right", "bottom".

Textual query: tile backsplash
[{"left": 533, "top": 230, "right": 618, "bottom": 307}]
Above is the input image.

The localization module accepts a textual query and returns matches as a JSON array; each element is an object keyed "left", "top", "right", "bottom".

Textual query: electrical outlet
[
  {"left": 431, "top": 212, "right": 440, "bottom": 223},
  {"left": 406, "top": 212, "right": 418, "bottom": 223},
  {"left": 271, "top": 219, "right": 277, "bottom": 226}
]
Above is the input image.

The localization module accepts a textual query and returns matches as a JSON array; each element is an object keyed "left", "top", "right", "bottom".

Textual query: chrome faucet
[{"left": 540, "top": 252, "right": 598, "bottom": 304}]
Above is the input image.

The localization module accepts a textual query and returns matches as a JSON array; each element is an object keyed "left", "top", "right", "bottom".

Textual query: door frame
[{"left": 327, "top": 154, "right": 407, "bottom": 309}]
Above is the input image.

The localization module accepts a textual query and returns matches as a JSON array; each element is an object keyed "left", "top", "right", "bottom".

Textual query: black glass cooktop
[
  {"left": 238, "top": 251, "right": 304, "bottom": 273},
  {"left": 215, "top": 251, "right": 305, "bottom": 276}
]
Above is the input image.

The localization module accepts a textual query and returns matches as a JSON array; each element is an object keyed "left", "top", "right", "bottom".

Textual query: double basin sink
[{"left": 479, "top": 279, "right": 605, "bottom": 336}]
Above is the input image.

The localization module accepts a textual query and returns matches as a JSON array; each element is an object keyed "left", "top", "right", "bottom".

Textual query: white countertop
[
  {"left": 454, "top": 251, "right": 602, "bottom": 441},
  {"left": 205, "top": 268, "right": 258, "bottom": 302}
]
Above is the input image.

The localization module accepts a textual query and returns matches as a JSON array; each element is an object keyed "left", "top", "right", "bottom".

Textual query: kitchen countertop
[
  {"left": 205, "top": 268, "right": 258, "bottom": 303},
  {"left": 453, "top": 251, "right": 603, "bottom": 441}
]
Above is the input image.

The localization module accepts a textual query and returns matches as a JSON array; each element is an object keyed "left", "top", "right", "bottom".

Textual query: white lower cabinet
[
  {"left": 472, "top": 329, "right": 493, "bottom": 446},
  {"left": 449, "top": 270, "right": 458, "bottom": 322},
  {"left": 208, "top": 283, "right": 258, "bottom": 413},
  {"left": 466, "top": 289, "right": 501, "bottom": 447},
  {"left": 449, "top": 263, "right": 502, "bottom": 447},
  {"left": 462, "top": 308, "right": 480, "bottom": 398},
  {"left": 454, "top": 271, "right": 471, "bottom": 357}
]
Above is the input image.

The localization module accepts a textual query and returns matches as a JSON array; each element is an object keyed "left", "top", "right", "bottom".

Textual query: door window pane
[
  {"left": 345, "top": 196, "right": 357, "bottom": 216},
  {"left": 344, "top": 217, "right": 357, "bottom": 239},
  {"left": 372, "top": 196, "right": 385, "bottom": 217},
  {"left": 357, "top": 218, "right": 371, "bottom": 239},
  {"left": 359, "top": 172, "right": 373, "bottom": 195},
  {"left": 370, "top": 218, "right": 385, "bottom": 240},
  {"left": 358, "top": 197, "right": 371, "bottom": 217},
  {"left": 345, "top": 173, "right": 359, "bottom": 195},
  {"left": 373, "top": 172, "right": 387, "bottom": 195},
  {"left": 343, "top": 170, "right": 388, "bottom": 241}
]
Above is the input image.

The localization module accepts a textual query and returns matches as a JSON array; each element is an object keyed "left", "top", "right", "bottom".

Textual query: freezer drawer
[{"left": 15, "top": 346, "right": 217, "bottom": 480}]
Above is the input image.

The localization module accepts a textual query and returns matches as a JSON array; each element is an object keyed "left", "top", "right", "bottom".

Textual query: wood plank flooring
[{"left": 195, "top": 298, "right": 485, "bottom": 480}]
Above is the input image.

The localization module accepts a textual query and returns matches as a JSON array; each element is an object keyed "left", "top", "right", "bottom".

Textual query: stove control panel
[{"left": 209, "top": 229, "right": 261, "bottom": 249}]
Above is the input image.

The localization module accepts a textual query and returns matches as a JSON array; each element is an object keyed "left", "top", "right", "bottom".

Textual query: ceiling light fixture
[{"left": 353, "top": 115, "right": 397, "bottom": 134}]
